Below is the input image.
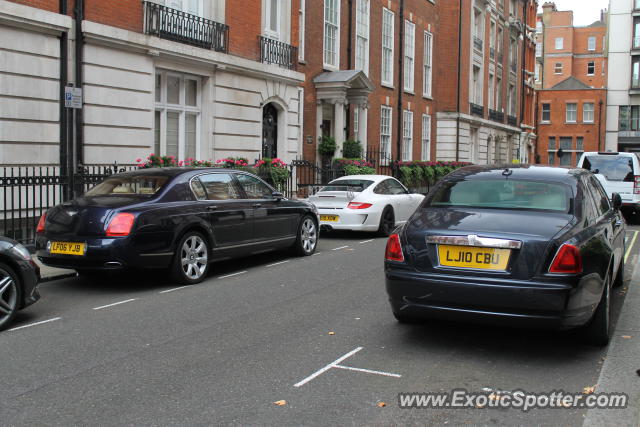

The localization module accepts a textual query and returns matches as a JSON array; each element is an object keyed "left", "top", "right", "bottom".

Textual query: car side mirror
[
  {"left": 272, "top": 191, "right": 284, "bottom": 201},
  {"left": 611, "top": 193, "right": 622, "bottom": 211}
]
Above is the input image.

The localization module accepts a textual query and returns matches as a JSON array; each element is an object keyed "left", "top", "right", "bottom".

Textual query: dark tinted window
[
  {"left": 582, "top": 155, "right": 635, "bottom": 182},
  {"left": 429, "top": 179, "right": 571, "bottom": 212},
  {"left": 580, "top": 177, "right": 600, "bottom": 222},
  {"left": 589, "top": 176, "right": 611, "bottom": 216},
  {"left": 386, "top": 179, "right": 408, "bottom": 194},
  {"left": 190, "top": 178, "right": 207, "bottom": 200},
  {"left": 198, "top": 173, "right": 242, "bottom": 200},
  {"left": 86, "top": 175, "right": 168, "bottom": 196},
  {"left": 321, "top": 179, "right": 374, "bottom": 192},
  {"left": 236, "top": 174, "right": 273, "bottom": 199}
]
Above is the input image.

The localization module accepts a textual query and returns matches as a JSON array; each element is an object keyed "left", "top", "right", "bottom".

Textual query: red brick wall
[
  {"left": 5, "top": 0, "right": 59, "bottom": 13},
  {"left": 536, "top": 89, "right": 606, "bottom": 165},
  {"left": 226, "top": 0, "right": 262, "bottom": 60},
  {"left": 84, "top": 0, "right": 142, "bottom": 32}
]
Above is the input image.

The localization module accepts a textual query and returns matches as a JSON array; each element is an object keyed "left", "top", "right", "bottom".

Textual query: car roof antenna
[{"left": 502, "top": 168, "right": 513, "bottom": 177}]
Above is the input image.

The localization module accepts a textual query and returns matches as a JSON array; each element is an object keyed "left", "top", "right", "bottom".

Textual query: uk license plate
[
  {"left": 49, "top": 241, "right": 86, "bottom": 256},
  {"left": 320, "top": 215, "right": 339, "bottom": 222},
  {"left": 438, "top": 245, "right": 510, "bottom": 271}
]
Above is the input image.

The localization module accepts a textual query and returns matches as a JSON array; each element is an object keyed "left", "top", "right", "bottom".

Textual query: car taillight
[
  {"left": 106, "top": 213, "right": 135, "bottom": 237},
  {"left": 347, "top": 202, "right": 373, "bottom": 209},
  {"left": 36, "top": 213, "right": 46, "bottom": 233},
  {"left": 385, "top": 234, "right": 405, "bottom": 262},
  {"left": 634, "top": 176, "right": 640, "bottom": 194},
  {"left": 549, "top": 244, "right": 582, "bottom": 274}
]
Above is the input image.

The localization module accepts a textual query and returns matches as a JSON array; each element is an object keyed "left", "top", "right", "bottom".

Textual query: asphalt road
[{"left": 1, "top": 226, "right": 639, "bottom": 426}]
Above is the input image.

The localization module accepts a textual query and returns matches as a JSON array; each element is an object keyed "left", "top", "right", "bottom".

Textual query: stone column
[
  {"left": 333, "top": 99, "right": 346, "bottom": 156},
  {"left": 315, "top": 100, "right": 323, "bottom": 161},
  {"left": 358, "top": 104, "right": 368, "bottom": 151}
]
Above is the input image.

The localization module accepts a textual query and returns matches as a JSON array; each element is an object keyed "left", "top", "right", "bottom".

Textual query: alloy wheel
[
  {"left": 180, "top": 235, "right": 208, "bottom": 280},
  {"left": 301, "top": 218, "right": 317, "bottom": 253},
  {"left": 0, "top": 273, "right": 18, "bottom": 327},
  {"left": 383, "top": 210, "right": 395, "bottom": 234}
]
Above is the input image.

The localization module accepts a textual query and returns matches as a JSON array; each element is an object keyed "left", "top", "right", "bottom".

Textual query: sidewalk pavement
[
  {"left": 584, "top": 259, "right": 640, "bottom": 427},
  {"left": 32, "top": 256, "right": 76, "bottom": 282}
]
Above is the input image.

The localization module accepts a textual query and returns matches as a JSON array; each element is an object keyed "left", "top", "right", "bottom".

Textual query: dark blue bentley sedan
[
  {"left": 36, "top": 168, "right": 319, "bottom": 285},
  {"left": 385, "top": 165, "right": 625, "bottom": 345}
]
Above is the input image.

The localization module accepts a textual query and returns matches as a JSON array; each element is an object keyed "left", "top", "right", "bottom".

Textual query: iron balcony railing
[
  {"left": 473, "top": 36, "right": 484, "bottom": 51},
  {"left": 259, "top": 36, "right": 298, "bottom": 70},
  {"left": 508, "top": 115, "right": 518, "bottom": 126},
  {"left": 489, "top": 109, "right": 505, "bottom": 123},
  {"left": 144, "top": 1, "right": 228, "bottom": 52},
  {"left": 470, "top": 103, "right": 484, "bottom": 117}
]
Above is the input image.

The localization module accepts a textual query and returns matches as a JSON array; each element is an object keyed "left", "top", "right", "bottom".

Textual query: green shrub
[
  {"left": 318, "top": 136, "right": 337, "bottom": 156},
  {"left": 342, "top": 139, "right": 363, "bottom": 159}
]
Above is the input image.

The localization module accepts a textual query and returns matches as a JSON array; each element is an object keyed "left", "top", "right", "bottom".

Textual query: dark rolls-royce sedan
[
  {"left": 36, "top": 168, "right": 319, "bottom": 284},
  {"left": 385, "top": 165, "right": 625, "bottom": 345}
]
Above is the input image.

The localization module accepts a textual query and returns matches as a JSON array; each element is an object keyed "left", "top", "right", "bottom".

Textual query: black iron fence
[
  {"left": 143, "top": 1, "right": 228, "bottom": 52},
  {"left": 259, "top": 36, "right": 298, "bottom": 70}
]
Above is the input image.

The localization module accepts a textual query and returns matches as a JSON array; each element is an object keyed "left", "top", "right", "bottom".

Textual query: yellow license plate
[
  {"left": 320, "top": 215, "right": 339, "bottom": 222},
  {"left": 49, "top": 241, "right": 85, "bottom": 256},
  {"left": 438, "top": 245, "right": 510, "bottom": 271}
]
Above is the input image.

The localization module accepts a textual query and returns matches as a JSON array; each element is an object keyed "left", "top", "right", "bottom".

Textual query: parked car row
[{"left": 3, "top": 164, "right": 630, "bottom": 347}]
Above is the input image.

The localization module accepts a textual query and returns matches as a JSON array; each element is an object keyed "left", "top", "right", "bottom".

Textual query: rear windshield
[
  {"left": 85, "top": 175, "right": 169, "bottom": 196},
  {"left": 320, "top": 179, "right": 374, "bottom": 192},
  {"left": 582, "top": 156, "right": 635, "bottom": 182},
  {"left": 429, "top": 179, "right": 571, "bottom": 212}
]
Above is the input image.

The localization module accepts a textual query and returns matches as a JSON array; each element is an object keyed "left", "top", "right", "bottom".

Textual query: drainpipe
[
  {"left": 455, "top": 0, "right": 462, "bottom": 162},
  {"left": 396, "top": 0, "right": 405, "bottom": 161},
  {"left": 598, "top": 100, "right": 604, "bottom": 151},
  {"left": 74, "top": 0, "right": 84, "bottom": 174},
  {"left": 59, "top": 0, "right": 69, "bottom": 199},
  {"left": 347, "top": 0, "right": 353, "bottom": 140},
  {"left": 519, "top": 1, "right": 528, "bottom": 163}
]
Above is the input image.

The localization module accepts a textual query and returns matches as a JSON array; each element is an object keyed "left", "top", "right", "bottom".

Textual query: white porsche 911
[{"left": 308, "top": 175, "right": 425, "bottom": 236}]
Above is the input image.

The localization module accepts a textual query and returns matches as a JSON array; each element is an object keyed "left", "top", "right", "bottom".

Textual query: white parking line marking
[
  {"left": 332, "top": 246, "right": 349, "bottom": 251},
  {"left": 93, "top": 298, "right": 137, "bottom": 310},
  {"left": 266, "top": 260, "right": 290, "bottom": 268},
  {"left": 159, "top": 286, "right": 192, "bottom": 294},
  {"left": 359, "top": 239, "right": 374, "bottom": 244},
  {"left": 293, "top": 346, "right": 401, "bottom": 388},
  {"left": 333, "top": 364, "right": 402, "bottom": 378},
  {"left": 625, "top": 231, "right": 638, "bottom": 263},
  {"left": 294, "top": 347, "right": 363, "bottom": 387},
  {"left": 8, "top": 317, "right": 61, "bottom": 331},
  {"left": 218, "top": 271, "right": 248, "bottom": 279},
  {"left": 313, "top": 252, "right": 322, "bottom": 256}
]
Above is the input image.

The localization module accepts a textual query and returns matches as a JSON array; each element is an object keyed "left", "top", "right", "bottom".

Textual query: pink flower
[{"left": 136, "top": 158, "right": 142, "bottom": 162}]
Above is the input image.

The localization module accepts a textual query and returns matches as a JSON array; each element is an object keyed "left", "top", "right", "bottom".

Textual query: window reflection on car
[{"left": 85, "top": 176, "right": 169, "bottom": 196}]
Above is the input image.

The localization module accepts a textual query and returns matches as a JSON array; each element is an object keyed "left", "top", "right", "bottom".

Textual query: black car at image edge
[
  {"left": 385, "top": 165, "right": 625, "bottom": 345},
  {"left": 36, "top": 168, "right": 319, "bottom": 284},
  {"left": 0, "top": 237, "right": 40, "bottom": 331}
]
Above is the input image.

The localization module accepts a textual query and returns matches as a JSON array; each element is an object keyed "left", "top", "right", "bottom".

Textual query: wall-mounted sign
[{"left": 64, "top": 87, "right": 82, "bottom": 109}]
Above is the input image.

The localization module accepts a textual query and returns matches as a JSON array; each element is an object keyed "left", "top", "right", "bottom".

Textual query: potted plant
[{"left": 318, "top": 135, "right": 337, "bottom": 168}]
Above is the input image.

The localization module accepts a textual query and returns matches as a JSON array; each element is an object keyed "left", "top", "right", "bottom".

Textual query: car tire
[
  {"left": 583, "top": 272, "right": 611, "bottom": 347},
  {"left": 171, "top": 231, "right": 210, "bottom": 285},
  {"left": 293, "top": 215, "right": 318, "bottom": 256},
  {"left": 0, "top": 262, "right": 22, "bottom": 331},
  {"left": 377, "top": 206, "right": 395, "bottom": 237},
  {"left": 613, "top": 258, "right": 624, "bottom": 288}
]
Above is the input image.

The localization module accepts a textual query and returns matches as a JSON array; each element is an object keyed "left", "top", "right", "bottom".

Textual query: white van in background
[{"left": 577, "top": 152, "right": 640, "bottom": 218}]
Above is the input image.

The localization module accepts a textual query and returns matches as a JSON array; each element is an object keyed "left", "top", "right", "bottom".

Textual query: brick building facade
[
  {"left": 0, "top": 0, "right": 304, "bottom": 166},
  {"left": 536, "top": 2, "right": 608, "bottom": 166}
]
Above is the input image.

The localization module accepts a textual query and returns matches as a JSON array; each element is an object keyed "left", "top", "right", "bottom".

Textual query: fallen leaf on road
[
  {"left": 377, "top": 402, "right": 386, "bottom": 407},
  {"left": 583, "top": 385, "right": 596, "bottom": 395},
  {"left": 622, "top": 335, "right": 632, "bottom": 339},
  {"left": 273, "top": 400, "right": 287, "bottom": 406},
  {"left": 328, "top": 331, "right": 335, "bottom": 335}
]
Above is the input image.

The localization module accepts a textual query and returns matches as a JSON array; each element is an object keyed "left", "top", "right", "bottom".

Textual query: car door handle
[
  {"left": 615, "top": 219, "right": 623, "bottom": 226},
  {"left": 206, "top": 206, "right": 218, "bottom": 211},
  {"left": 252, "top": 203, "right": 262, "bottom": 208}
]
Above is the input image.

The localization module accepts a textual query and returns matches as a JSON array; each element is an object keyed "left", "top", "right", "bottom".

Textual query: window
[
  {"left": 421, "top": 114, "right": 431, "bottom": 161},
  {"left": 423, "top": 31, "right": 433, "bottom": 97},
  {"left": 497, "top": 26, "right": 503, "bottom": 56},
  {"left": 488, "top": 73, "right": 494, "bottom": 110},
  {"left": 566, "top": 103, "right": 577, "bottom": 123},
  {"left": 541, "top": 103, "right": 551, "bottom": 122},
  {"left": 548, "top": 136, "right": 556, "bottom": 165},
  {"left": 473, "top": 8, "right": 483, "bottom": 44},
  {"left": 323, "top": 0, "right": 340, "bottom": 68},
  {"left": 355, "top": 0, "right": 370, "bottom": 75},
  {"left": 236, "top": 174, "right": 273, "bottom": 199},
  {"left": 587, "top": 61, "right": 595, "bottom": 76},
  {"left": 583, "top": 103, "right": 594, "bottom": 123},
  {"left": 509, "top": 0, "right": 516, "bottom": 16},
  {"left": 166, "top": 0, "right": 203, "bottom": 16},
  {"left": 576, "top": 137, "right": 584, "bottom": 165},
  {"left": 380, "top": 106, "right": 392, "bottom": 165},
  {"left": 496, "top": 76, "right": 502, "bottom": 110},
  {"left": 535, "top": 42, "right": 542, "bottom": 57},
  {"left": 554, "top": 62, "right": 563, "bottom": 74},
  {"left": 381, "top": 8, "right": 394, "bottom": 86},
  {"left": 472, "top": 65, "right": 482, "bottom": 104},
  {"left": 619, "top": 106, "right": 640, "bottom": 131},
  {"left": 265, "top": 0, "right": 281, "bottom": 39},
  {"left": 636, "top": 0, "right": 640, "bottom": 9},
  {"left": 404, "top": 20, "right": 415, "bottom": 92},
  {"left": 633, "top": 57, "right": 640, "bottom": 88},
  {"left": 402, "top": 110, "right": 413, "bottom": 161},
  {"left": 587, "top": 36, "right": 596, "bottom": 51},
  {"left": 508, "top": 83, "right": 516, "bottom": 115},
  {"left": 197, "top": 174, "right": 243, "bottom": 200},
  {"left": 535, "top": 63, "right": 540, "bottom": 81},
  {"left": 509, "top": 39, "right": 517, "bottom": 69},
  {"left": 154, "top": 71, "right": 201, "bottom": 160},
  {"left": 555, "top": 37, "right": 563, "bottom": 50},
  {"left": 353, "top": 107, "right": 359, "bottom": 136},
  {"left": 536, "top": 21, "right": 542, "bottom": 33},
  {"left": 634, "top": 17, "right": 640, "bottom": 49},
  {"left": 299, "top": 0, "right": 305, "bottom": 61}
]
